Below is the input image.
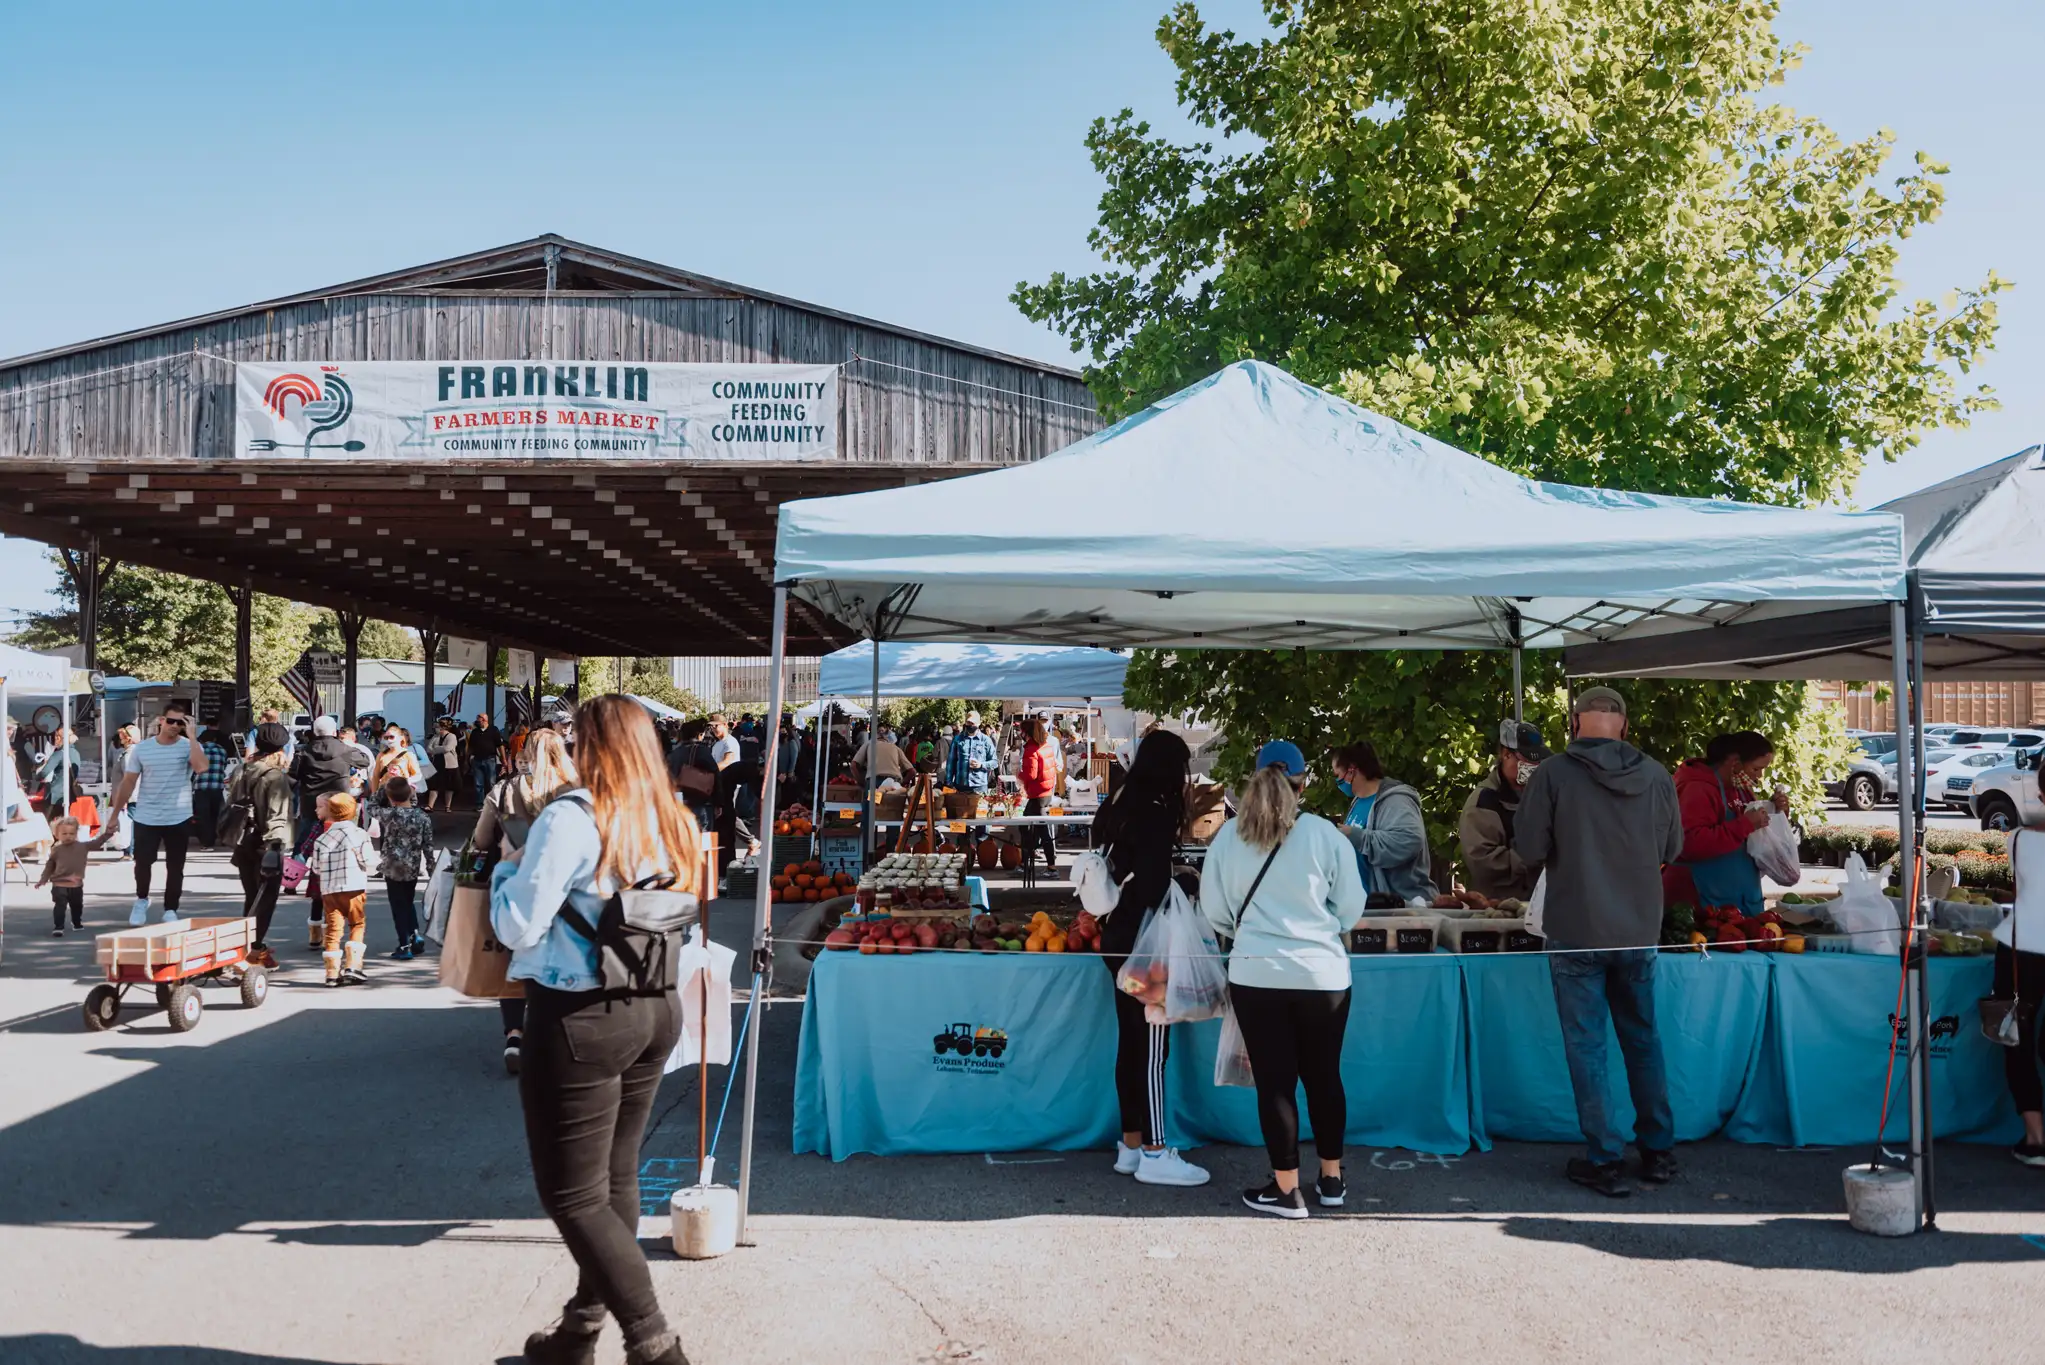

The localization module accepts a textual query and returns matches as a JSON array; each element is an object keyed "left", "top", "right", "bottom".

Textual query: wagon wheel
[
  {"left": 166, "top": 983, "right": 203, "bottom": 1032},
  {"left": 155, "top": 983, "right": 174, "bottom": 1011},
  {"left": 239, "top": 966, "right": 270, "bottom": 1010},
  {"left": 83, "top": 984, "right": 121, "bottom": 1032}
]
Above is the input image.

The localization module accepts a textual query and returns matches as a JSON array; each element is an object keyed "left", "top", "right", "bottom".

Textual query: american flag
[
  {"left": 279, "top": 657, "right": 320, "bottom": 715},
  {"left": 506, "top": 690, "right": 532, "bottom": 728},
  {"left": 442, "top": 678, "right": 464, "bottom": 723}
]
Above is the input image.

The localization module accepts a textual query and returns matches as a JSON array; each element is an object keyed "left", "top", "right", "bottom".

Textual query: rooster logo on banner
[{"left": 254, "top": 367, "right": 362, "bottom": 455}]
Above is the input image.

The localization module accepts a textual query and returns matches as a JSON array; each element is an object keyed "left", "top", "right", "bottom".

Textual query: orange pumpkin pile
[{"left": 771, "top": 860, "right": 857, "bottom": 903}]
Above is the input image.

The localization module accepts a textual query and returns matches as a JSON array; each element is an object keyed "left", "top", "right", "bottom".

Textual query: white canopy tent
[
  {"left": 818, "top": 642, "right": 1127, "bottom": 705},
  {"left": 733, "top": 360, "right": 1914, "bottom": 1239},
  {"left": 0, "top": 643, "right": 75, "bottom": 966}
]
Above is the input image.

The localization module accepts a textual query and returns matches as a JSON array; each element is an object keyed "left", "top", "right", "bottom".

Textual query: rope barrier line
[{"left": 770, "top": 920, "right": 1927, "bottom": 960}]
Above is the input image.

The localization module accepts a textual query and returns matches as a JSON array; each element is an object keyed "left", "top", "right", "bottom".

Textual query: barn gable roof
[{"left": 0, "top": 234, "right": 1085, "bottom": 380}]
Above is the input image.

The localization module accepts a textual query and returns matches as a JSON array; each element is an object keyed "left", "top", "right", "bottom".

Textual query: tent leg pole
[
  {"left": 1889, "top": 599, "right": 1924, "bottom": 1231},
  {"left": 61, "top": 692, "right": 71, "bottom": 817},
  {"left": 1511, "top": 646, "right": 1524, "bottom": 724},
  {"left": 737, "top": 586, "right": 789, "bottom": 1248},
  {"left": 1908, "top": 590, "right": 1936, "bottom": 1229},
  {"left": 866, "top": 634, "right": 880, "bottom": 867}
]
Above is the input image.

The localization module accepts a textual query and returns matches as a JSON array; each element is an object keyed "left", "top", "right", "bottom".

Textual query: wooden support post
[
  {"left": 337, "top": 609, "right": 365, "bottom": 727},
  {"left": 229, "top": 581, "right": 253, "bottom": 735}
]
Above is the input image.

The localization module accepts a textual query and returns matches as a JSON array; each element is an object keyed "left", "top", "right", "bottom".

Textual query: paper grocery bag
[{"left": 437, "top": 885, "right": 524, "bottom": 999}]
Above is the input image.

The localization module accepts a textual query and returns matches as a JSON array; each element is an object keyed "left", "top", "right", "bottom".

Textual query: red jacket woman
[
  {"left": 1661, "top": 732, "right": 1782, "bottom": 911},
  {"left": 1019, "top": 737, "right": 1059, "bottom": 799}
]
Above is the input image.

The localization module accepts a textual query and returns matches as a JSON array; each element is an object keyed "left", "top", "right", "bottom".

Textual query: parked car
[
  {"left": 1926, "top": 748, "right": 2022, "bottom": 809},
  {"left": 1946, "top": 727, "right": 2044, "bottom": 750},
  {"left": 1831, "top": 731, "right": 1897, "bottom": 811},
  {"left": 1969, "top": 747, "right": 2045, "bottom": 831}
]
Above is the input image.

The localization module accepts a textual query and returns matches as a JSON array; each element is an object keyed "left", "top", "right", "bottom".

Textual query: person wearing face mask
[
  {"left": 1662, "top": 730, "right": 1787, "bottom": 918},
  {"left": 1457, "top": 721, "right": 1550, "bottom": 902},
  {"left": 942, "top": 710, "right": 998, "bottom": 796},
  {"left": 371, "top": 724, "right": 423, "bottom": 797},
  {"left": 1328, "top": 739, "right": 1437, "bottom": 906},
  {"left": 1513, "top": 687, "right": 1683, "bottom": 1198}
]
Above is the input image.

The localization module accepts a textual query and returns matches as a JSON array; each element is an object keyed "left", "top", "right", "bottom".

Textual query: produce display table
[
  {"left": 792, "top": 949, "right": 2024, "bottom": 1161},
  {"left": 1170, "top": 954, "right": 1470, "bottom": 1154},
  {"left": 1462, "top": 951, "right": 1771, "bottom": 1147},
  {"left": 1725, "top": 953, "right": 2017, "bottom": 1146}
]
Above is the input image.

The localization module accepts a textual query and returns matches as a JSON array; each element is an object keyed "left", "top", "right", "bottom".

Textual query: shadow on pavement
[
  {"left": 1499, "top": 1213, "right": 2045, "bottom": 1271},
  {"left": 0, "top": 1337, "right": 347, "bottom": 1364},
  {"left": 0, "top": 1004, "right": 552, "bottom": 1239}
]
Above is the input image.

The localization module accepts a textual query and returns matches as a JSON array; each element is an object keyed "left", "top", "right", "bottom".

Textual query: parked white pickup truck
[{"left": 1968, "top": 747, "right": 2045, "bottom": 832}]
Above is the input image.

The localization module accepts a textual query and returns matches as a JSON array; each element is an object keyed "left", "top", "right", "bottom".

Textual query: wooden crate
[{"left": 96, "top": 917, "right": 252, "bottom": 980}]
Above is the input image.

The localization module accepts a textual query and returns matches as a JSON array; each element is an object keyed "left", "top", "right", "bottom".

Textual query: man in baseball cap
[{"left": 1457, "top": 721, "right": 1549, "bottom": 902}]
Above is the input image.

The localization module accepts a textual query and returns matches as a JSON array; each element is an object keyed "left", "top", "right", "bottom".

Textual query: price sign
[
  {"left": 818, "top": 827, "right": 865, "bottom": 880},
  {"left": 947, "top": 821, "right": 967, "bottom": 834}
]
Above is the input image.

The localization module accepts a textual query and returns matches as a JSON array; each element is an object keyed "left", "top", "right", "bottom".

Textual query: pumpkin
[
  {"left": 999, "top": 842, "right": 1023, "bottom": 870},
  {"left": 977, "top": 838, "right": 1002, "bottom": 866}
]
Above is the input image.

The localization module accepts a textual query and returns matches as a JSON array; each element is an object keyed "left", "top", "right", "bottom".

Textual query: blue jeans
[
  {"left": 470, "top": 757, "right": 500, "bottom": 808},
  {"left": 1546, "top": 941, "right": 1675, "bottom": 1165}
]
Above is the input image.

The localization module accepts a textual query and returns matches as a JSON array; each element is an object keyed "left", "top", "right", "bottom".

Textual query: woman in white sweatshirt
[{"left": 1199, "top": 740, "right": 1368, "bottom": 1220}]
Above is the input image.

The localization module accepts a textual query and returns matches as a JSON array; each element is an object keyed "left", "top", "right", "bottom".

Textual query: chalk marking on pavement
[
  {"left": 984, "top": 1152, "right": 1064, "bottom": 1165},
  {"left": 1368, "top": 1150, "right": 1461, "bottom": 1172}
]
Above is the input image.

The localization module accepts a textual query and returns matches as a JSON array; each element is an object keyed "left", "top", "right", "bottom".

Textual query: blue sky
[{"left": 0, "top": 0, "right": 2035, "bottom": 618}]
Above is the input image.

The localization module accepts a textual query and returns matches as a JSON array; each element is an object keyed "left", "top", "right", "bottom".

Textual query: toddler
[{"left": 37, "top": 812, "right": 119, "bottom": 935}]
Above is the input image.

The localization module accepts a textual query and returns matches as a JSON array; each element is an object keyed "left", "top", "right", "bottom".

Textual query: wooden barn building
[{"left": 0, "top": 235, "right": 1100, "bottom": 715}]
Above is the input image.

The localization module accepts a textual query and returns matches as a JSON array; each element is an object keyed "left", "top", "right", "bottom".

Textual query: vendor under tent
[
  {"left": 736, "top": 359, "right": 1913, "bottom": 1241},
  {"left": 1566, "top": 447, "right": 2045, "bottom": 1232},
  {"left": 817, "top": 642, "right": 1127, "bottom": 705},
  {"left": 0, "top": 642, "right": 75, "bottom": 965}
]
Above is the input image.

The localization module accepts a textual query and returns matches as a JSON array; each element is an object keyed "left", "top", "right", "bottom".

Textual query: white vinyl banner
[
  {"left": 234, "top": 361, "right": 837, "bottom": 462},
  {"left": 506, "top": 649, "right": 536, "bottom": 687}
]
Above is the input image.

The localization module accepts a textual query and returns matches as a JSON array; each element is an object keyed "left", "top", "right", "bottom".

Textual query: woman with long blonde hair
[
  {"left": 1198, "top": 740, "right": 1368, "bottom": 1221},
  {"left": 478, "top": 726, "right": 579, "bottom": 1073},
  {"left": 491, "top": 697, "right": 695, "bottom": 1365}
]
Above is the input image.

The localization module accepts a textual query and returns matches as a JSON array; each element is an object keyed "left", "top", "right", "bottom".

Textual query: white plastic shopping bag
[
  {"left": 665, "top": 927, "right": 738, "bottom": 1072},
  {"left": 1831, "top": 852, "right": 1902, "bottom": 955},
  {"left": 1525, "top": 870, "right": 1547, "bottom": 937},
  {"left": 1115, "top": 883, "right": 1227, "bottom": 1025},
  {"left": 1745, "top": 803, "right": 1802, "bottom": 886},
  {"left": 421, "top": 849, "right": 456, "bottom": 944},
  {"left": 1213, "top": 1001, "right": 1254, "bottom": 1087}
]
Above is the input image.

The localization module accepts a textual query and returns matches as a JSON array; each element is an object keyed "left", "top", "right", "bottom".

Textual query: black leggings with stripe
[{"left": 1106, "top": 959, "right": 1167, "bottom": 1145}]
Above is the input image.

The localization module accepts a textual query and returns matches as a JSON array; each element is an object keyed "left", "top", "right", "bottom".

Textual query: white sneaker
[
  {"left": 1114, "top": 1142, "right": 1142, "bottom": 1176},
  {"left": 1134, "top": 1147, "right": 1211, "bottom": 1187},
  {"left": 160, "top": 909, "right": 179, "bottom": 924},
  {"left": 129, "top": 899, "right": 150, "bottom": 926}
]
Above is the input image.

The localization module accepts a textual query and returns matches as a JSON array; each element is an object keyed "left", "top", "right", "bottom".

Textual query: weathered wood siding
[{"left": 0, "top": 292, "right": 1099, "bottom": 464}]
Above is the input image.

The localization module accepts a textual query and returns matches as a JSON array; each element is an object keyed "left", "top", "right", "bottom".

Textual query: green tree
[
  {"left": 17, "top": 556, "right": 312, "bottom": 711},
  {"left": 1018, "top": 0, "right": 1992, "bottom": 847},
  {"left": 576, "top": 658, "right": 708, "bottom": 715},
  {"left": 307, "top": 612, "right": 419, "bottom": 661},
  {"left": 876, "top": 697, "right": 997, "bottom": 738}
]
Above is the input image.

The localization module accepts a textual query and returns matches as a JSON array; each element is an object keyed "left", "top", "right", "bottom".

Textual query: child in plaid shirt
[
  {"left": 313, "top": 791, "right": 374, "bottom": 986},
  {"left": 373, "top": 776, "right": 436, "bottom": 961}
]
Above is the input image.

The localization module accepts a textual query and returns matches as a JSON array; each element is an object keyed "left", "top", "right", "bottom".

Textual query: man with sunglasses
[{"left": 109, "top": 703, "right": 210, "bottom": 924}]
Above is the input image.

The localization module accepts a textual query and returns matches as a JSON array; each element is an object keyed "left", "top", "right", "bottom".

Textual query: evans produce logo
[{"left": 932, "top": 1021, "right": 1011, "bottom": 1075}]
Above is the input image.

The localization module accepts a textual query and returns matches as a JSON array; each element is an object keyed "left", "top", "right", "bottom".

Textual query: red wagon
[{"left": 85, "top": 916, "right": 269, "bottom": 1032}]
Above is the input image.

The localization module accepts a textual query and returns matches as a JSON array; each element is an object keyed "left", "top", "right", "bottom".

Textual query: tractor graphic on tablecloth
[{"left": 933, "top": 1022, "right": 1007, "bottom": 1059}]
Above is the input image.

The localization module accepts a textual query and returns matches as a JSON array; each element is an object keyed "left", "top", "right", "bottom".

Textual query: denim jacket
[
  {"left": 491, "top": 790, "right": 608, "bottom": 992},
  {"left": 489, "top": 787, "right": 682, "bottom": 993}
]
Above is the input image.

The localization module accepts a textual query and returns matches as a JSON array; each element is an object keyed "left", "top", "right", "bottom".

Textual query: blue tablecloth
[
  {"left": 1171, "top": 954, "right": 1470, "bottom": 1154},
  {"left": 1462, "top": 951, "right": 1771, "bottom": 1148},
  {"left": 793, "top": 949, "right": 2025, "bottom": 1160},
  {"left": 794, "top": 951, "right": 1123, "bottom": 1159},
  {"left": 1726, "top": 954, "right": 2020, "bottom": 1146}
]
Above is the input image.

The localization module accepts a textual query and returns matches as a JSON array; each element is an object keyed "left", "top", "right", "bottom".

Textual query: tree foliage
[
  {"left": 308, "top": 612, "right": 418, "bottom": 661},
  {"left": 576, "top": 658, "right": 708, "bottom": 716},
  {"left": 1019, "top": 0, "right": 1993, "bottom": 856},
  {"left": 17, "top": 557, "right": 310, "bottom": 711}
]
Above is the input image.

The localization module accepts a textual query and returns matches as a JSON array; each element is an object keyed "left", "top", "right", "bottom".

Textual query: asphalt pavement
[{"left": 2, "top": 838, "right": 2043, "bottom": 1364}]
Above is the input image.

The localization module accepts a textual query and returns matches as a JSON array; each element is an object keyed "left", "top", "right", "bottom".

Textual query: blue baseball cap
[{"left": 1254, "top": 740, "right": 1306, "bottom": 775}]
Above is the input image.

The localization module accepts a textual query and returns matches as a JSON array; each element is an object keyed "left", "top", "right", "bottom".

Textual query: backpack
[{"left": 554, "top": 794, "right": 701, "bottom": 996}]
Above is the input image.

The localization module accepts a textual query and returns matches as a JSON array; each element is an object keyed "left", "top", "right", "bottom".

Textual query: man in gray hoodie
[{"left": 1513, "top": 687, "right": 1682, "bottom": 1197}]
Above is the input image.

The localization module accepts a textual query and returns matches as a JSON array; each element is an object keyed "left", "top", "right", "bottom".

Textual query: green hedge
[{"left": 1802, "top": 824, "right": 2007, "bottom": 865}]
